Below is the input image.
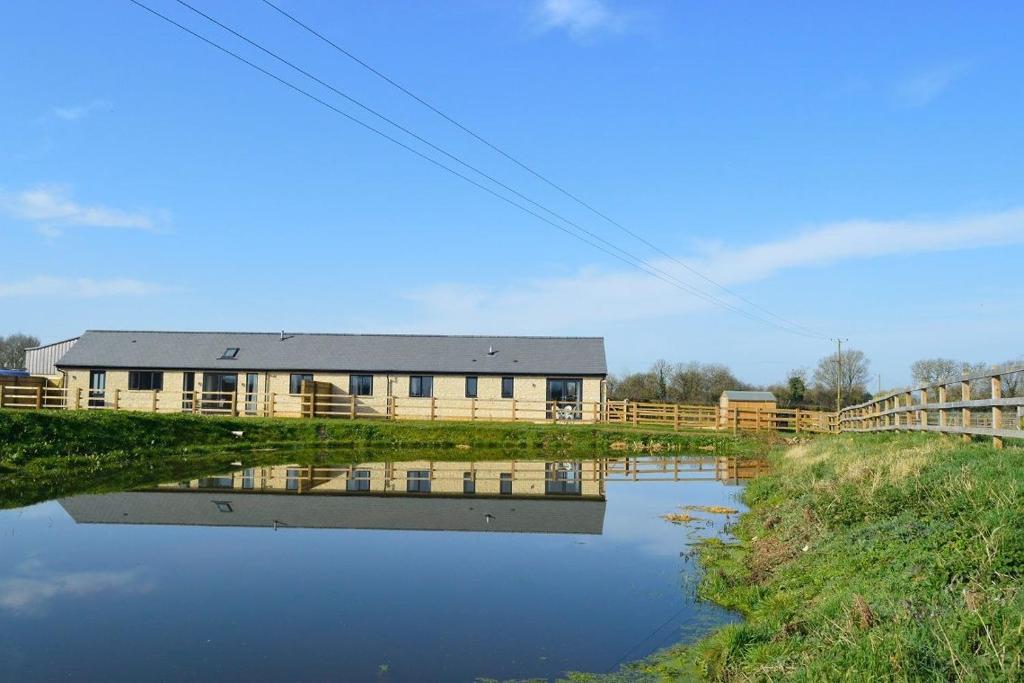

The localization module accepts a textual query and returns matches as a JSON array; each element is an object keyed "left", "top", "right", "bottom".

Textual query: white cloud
[
  {"left": 0, "top": 185, "right": 166, "bottom": 237},
  {"left": 0, "top": 568, "right": 153, "bottom": 616},
  {"left": 50, "top": 99, "right": 111, "bottom": 121},
  {"left": 894, "top": 64, "right": 968, "bottom": 108},
  {"left": 403, "top": 207, "right": 1024, "bottom": 332},
  {"left": 533, "top": 0, "right": 628, "bottom": 39},
  {"left": 0, "top": 276, "right": 173, "bottom": 298}
]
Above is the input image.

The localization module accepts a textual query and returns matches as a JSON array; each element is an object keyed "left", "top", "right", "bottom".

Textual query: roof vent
[
  {"left": 280, "top": 330, "right": 285, "bottom": 341},
  {"left": 487, "top": 346, "right": 497, "bottom": 356}
]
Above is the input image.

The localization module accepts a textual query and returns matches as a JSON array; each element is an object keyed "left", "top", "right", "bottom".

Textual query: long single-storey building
[{"left": 55, "top": 330, "right": 608, "bottom": 421}]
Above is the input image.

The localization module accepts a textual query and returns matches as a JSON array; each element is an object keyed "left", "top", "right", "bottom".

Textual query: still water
[{"left": 0, "top": 455, "right": 766, "bottom": 682}]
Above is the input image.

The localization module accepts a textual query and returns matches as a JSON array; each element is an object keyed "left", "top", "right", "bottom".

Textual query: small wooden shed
[{"left": 719, "top": 390, "right": 777, "bottom": 428}]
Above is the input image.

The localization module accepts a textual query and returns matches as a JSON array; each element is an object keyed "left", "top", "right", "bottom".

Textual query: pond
[{"left": 0, "top": 455, "right": 767, "bottom": 682}]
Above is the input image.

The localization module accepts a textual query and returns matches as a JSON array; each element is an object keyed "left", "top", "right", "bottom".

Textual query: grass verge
[{"left": 638, "top": 432, "right": 1024, "bottom": 681}]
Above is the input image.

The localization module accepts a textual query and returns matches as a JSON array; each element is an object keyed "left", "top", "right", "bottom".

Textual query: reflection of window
[
  {"left": 500, "top": 473, "right": 512, "bottom": 495},
  {"left": 465, "top": 376, "right": 478, "bottom": 398},
  {"left": 214, "top": 501, "right": 233, "bottom": 512},
  {"left": 348, "top": 469, "right": 371, "bottom": 492},
  {"left": 198, "top": 476, "right": 233, "bottom": 489},
  {"left": 501, "top": 377, "right": 514, "bottom": 399},
  {"left": 241, "top": 468, "right": 254, "bottom": 489},
  {"left": 409, "top": 376, "right": 433, "bottom": 398},
  {"left": 349, "top": 375, "right": 373, "bottom": 396},
  {"left": 128, "top": 370, "right": 164, "bottom": 391},
  {"left": 290, "top": 374, "right": 313, "bottom": 394},
  {"left": 407, "top": 470, "right": 431, "bottom": 493},
  {"left": 545, "top": 462, "right": 582, "bottom": 495},
  {"left": 463, "top": 471, "right": 475, "bottom": 494},
  {"left": 286, "top": 467, "right": 301, "bottom": 491}
]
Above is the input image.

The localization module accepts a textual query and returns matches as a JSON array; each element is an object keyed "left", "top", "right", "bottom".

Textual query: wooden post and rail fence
[
  {"left": 0, "top": 380, "right": 836, "bottom": 434},
  {"left": 838, "top": 366, "right": 1024, "bottom": 448}
]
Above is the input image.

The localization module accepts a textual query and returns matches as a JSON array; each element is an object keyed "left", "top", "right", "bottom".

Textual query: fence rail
[
  {"left": 0, "top": 383, "right": 835, "bottom": 434},
  {"left": 838, "top": 366, "right": 1024, "bottom": 448}
]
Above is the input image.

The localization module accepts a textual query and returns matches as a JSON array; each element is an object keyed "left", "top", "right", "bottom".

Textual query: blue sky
[{"left": 2, "top": 0, "right": 1022, "bottom": 386}]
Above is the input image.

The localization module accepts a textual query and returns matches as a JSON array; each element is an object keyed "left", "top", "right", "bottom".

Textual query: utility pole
[{"left": 832, "top": 338, "right": 848, "bottom": 413}]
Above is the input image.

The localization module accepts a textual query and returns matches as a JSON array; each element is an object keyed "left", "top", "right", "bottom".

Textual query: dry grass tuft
[
  {"left": 852, "top": 594, "right": 875, "bottom": 630},
  {"left": 681, "top": 504, "right": 739, "bottom": 515},
  {"left": 662, "top": 512, "right": 702, "bottom": 525}
]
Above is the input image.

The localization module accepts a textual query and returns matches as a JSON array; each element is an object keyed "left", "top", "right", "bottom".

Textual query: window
[
  {"left": 501, "top": 376, "right": 514, "bottom": 399},
  {"left": 500, "top": 473, "right": 513, "bottom": 495},
  {"left": 286, "top": 467, "right": 301, "bottom": 491},
  {"left": 347, "top": 469, "right": 371, "bottom": 492},
  {"left": 290, "top": 373, "right": 313, "bottom": 394},
  {"left": 241, "top": 468, "right": 254, "bottom": 490},
  {"left": 463, "top": 471, "right": 476, "bottom": 494},
  {"left": 409, "top": 375, "right": 433, "bottom": 398},
  {"left": 349, "top": 374, "right": 373, "bottom": 397},
  {"left": 407, "top": 470, "right": 431, "bottom": 493},
  {"left": 545, "top": 462, "right": 582, "bottom": 495},
  {"left": 213, "top": 501, "right": 233, "bottom": 513},
  {"left": 128, "top": 371, "right": 164, "bottom": 391},
  {"left": 465, "top": 376, "right": 478, "bottom": 398},
  {"left": 219, "top": 347, "right": 240, "bottom": 359}
]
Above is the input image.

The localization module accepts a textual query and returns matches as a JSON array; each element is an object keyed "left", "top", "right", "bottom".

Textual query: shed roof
[
  {"left": 56, "top": 330, "right": 607, "bottom": 375},
  {"left": 721, "top": 390, "right": 777, "bottom": 402}
]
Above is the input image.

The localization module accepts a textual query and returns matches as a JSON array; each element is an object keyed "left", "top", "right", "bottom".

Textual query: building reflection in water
[{"left": 60, "top": 457, "right": 767, "bottom": 535}]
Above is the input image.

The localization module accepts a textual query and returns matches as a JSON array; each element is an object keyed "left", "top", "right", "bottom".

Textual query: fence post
[
  {"left": 795, "top": 408, "right": 801, "bottom": 433},
  {"left": 471, "top": 397, "right": 476, "bottom": 421},
  {"left": 732, "top": 408, "right": 738, "bottom": 434},
  {"left": 430, "top": 396, "right": 436, "bottom": 421},
  {"left": 113, "top": 388, "right": 120, "bottom": 411},
  {"left": 75, "top": 387, "right": 82, "bottom": 410},
  {"left": 622, "top": 399, "right": 627, "bottom": 424},
  {"left": 350, "top": 394, "right": 357, "bottom": 420},
  {"left": 961, "top": 375, "right": 971, "bottom": 443},
  {"left": 0, "top": 384, "right": 5, "bottom": 409},
  {"left": 512, "top": 398, "right": 517, "bottom": 422},
  {"left": 918, "top": 389, "right": 928, "bottom": 430},
  {"left": 938, "top": 385, "right": 947, "bottom": 430},
  {"left": 152, "top": 390, "right": 158, "bottom": 413},
  {"left": 632, "top": 402, "right": 638, "bottom": 427},
  {"left": 230, "top": 392, "right": 237, "bottom": 417},
  {"left": 673, "top": 404, "right": 680, "bottom": 431},
  {"left": 269, "top": 392, "right": 276, "bottom": 418},
  {"left": 992, "top": 373, "right": 1003, "bottom": 449}
]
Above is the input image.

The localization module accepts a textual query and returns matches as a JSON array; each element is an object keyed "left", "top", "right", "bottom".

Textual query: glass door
[
  {"left": 245, "top": 373, "right": 258, "bottom": 415},
  {"left": 202, "top": 373, "right": 237, "bottom": 413},
  {"left": 88, "top": 370, "right": 106, "bottom": 408},
  {"left": 546, "top": 378, "right": 582, "bottom": 419},
  {"left": 181, "top": 372, "right": 195, "bottom": 412}
]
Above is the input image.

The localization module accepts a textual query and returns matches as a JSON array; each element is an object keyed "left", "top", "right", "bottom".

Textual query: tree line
[
  {"left": 0, "top": 333, "right": 40, "bottom": 370},
  {"left": 610, "top": 351, "right": 1024, "bottom": 409},
  {"left": 609, "top": 348, "right": 874, "bottom": 410}
]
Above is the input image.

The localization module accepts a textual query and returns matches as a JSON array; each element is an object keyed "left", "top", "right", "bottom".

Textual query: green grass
[
  {"left": 0, "top": 408, "right": 767, "bottom": 510},
  {"left": 638, "top": 432, "right": 1024, "bottom": 681}
]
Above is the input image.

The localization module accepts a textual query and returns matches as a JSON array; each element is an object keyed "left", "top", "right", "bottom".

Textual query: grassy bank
[
  {"left": 641, "top": 432, "right": 1024, "bottom": 680},
  {"left": 0, "top": 408, "right": 768, "bottom": 510}
]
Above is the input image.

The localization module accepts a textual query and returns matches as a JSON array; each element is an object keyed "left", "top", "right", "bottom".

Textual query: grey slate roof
[
  {"left": 59, "top": 492, "right": 606, "bottom": 535},
  {"left": 722, "top": 390, "right": 777, "bottom": 402},
  {"left": 57, "top": 330, "right": 607, "bottom": 375}
]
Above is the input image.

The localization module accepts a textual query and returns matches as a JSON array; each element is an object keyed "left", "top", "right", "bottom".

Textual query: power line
[
  {"left": 259, "top": 0, "right": 829, "bottom": 340},
  {"left": 125, "top": 0, "right": 826, "bottom": 339},
  {"left": 163, "top": 0, "right": 824, "bottom": 340}
]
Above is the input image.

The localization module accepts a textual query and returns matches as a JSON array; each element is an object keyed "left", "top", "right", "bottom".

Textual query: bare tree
[
  {"left": 813, "top": 349, "right": 870, "bottom": 409},
  {"left": 0, "top": 333, "right": 41, "bottom": 369}
]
